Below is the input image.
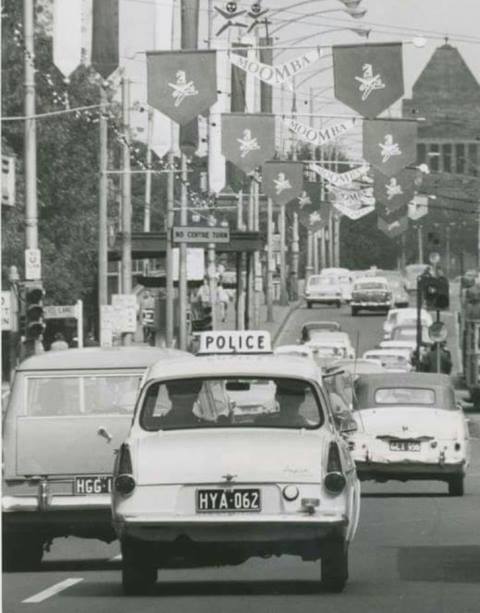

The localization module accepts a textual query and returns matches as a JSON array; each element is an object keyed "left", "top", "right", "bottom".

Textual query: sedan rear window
[
  {"left": 140, "top": 377, "right": 324, "bottom": 431},
  {"left": 374, "top": 387, "right": 435, "bottom": 405},
  {"left": 355, "top": 282, "right": 387, "bottom": 291},
  {"left": 26, "top": 375, "right": 142, "bottom": 416}
]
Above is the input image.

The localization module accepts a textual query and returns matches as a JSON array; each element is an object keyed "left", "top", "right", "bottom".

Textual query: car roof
[
  {"left": 309, "top": 331, "right": 349, "bottom": 341},
  {"left": 145, "top": 353, "right": 322, "bottom": 382},
  {"left": 303, "top": 320, "right": 340, "bottom": 329},
  {"left": 17, "top": 347, "right": 189, "bottom": 372}
]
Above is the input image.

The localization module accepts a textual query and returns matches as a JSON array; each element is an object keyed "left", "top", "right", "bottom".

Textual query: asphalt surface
[{"left": 3, "top": 302, "right": 480, "bottom": 612}]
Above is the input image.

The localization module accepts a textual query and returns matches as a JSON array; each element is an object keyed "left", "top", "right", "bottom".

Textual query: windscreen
[
  {"left": 140, "top": 377, "right": 323, "bottom": 430},
  {"left": 374, "top": 387, "right": 435, "bottom": 405},
  {"left": 26, "top": 374, "right": 142, "bottom": 416}
]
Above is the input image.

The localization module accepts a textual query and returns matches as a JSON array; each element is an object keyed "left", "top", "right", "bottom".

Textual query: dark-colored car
[{"left": 300, "top": 321, "right": 342, "bottom": 342}]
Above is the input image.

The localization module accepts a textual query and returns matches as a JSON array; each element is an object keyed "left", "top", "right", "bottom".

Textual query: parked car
[
  {"left": 383, "top": 308, "right": 433, "bottom": 339},
  {"left": 320, "top": 268, "right": 353, "bottom": 303},
  {"left": 348, "top": 373, "right": 470, "bottom": 496},
  {"left": 308, "top": 331, "right": 356, "bottom": 360},
  {"left": 351, "top": 277, "right": 392, "bottom": 316},
  {"left": 300, "top": 321, "right": 342, "bottom": 343},
  {"left": 2, "top": 346, "right": 188, "bottom": 571},
  {"left": 362, "top": 349, "right": 412, "bottom": 372},
  {"left": 304, "top": 275, "right": 343, "bottom": 309}
]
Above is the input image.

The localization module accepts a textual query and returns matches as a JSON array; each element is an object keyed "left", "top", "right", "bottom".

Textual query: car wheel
[
  {"left": 307, "top": 302, "right": 313, "bottom": 309},
  {"left": 2, "top": 533, "right": 44, "bottom": 571},
  {"left": 321, "top": 539, "right": 348, "bottom": 593},
  {"left": 121, "top": 538, "right": 157, "bottom": 595},
  {"left": 351, "top": 307, "right": 358, "bottom": 316},
  {"left": 448, "top": 475, "right": 464, "bottom": 497},
  {"left": 336, "top": 301, "right": 341, "bottom": 309}
]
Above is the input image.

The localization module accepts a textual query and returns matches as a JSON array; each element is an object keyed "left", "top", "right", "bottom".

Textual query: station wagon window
[
  {"left": 140, "top": 377, "right": 324, "bottom": 431},
  {"left": 26, "top": 375, "right": 142, "bottom": 416},
  {"left": 374, "top": 387, "right": 435, "bottom": 405}
]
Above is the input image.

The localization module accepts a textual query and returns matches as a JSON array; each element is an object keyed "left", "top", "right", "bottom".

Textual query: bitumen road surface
[{"left": 3, "top": 302, "right": 480, "bottom": 612}]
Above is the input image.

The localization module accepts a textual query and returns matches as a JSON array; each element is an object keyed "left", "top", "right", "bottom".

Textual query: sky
[{"left": 108, "top": 0, "right": 480, "bottom": 157}]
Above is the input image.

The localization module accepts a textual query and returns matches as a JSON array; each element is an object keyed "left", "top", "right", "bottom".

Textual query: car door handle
[{"left": 97, "top": 427, "right": 113, "bottom": 443}]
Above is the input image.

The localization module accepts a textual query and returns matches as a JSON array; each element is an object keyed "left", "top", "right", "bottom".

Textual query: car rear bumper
[
  {"left": 2, "top": 493, "right": 111, "bottom": 512},
  {"left": 351, "top": 302, "right": 390, "bottom": 309},
  {"left": 355, "top": 460, "right": 465, "bottom": 481},
  {"left": 305, "top": 295, "right": 341, "bottom": 303}
]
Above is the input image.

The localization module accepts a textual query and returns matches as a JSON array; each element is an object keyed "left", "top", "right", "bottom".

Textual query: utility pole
[
  {"left": 179, "top": 154, "right": 188, "bottom": 350},
  {"left": 236, "top": 191, "right": 245, "bottom": 330},
  {"left": 290, "top": 77, "right": 299, "bottom": 300},
  {"left": 144, "top": 110, "right": 153, "bottom": 234},
  {"left": 445, "top": 224, "right": 451, "bottom": 278},
  {"left": 417, "top": 224, "right": 423, "bottom": 263},
  {"left": 165, "top": 149, "right": 175, "bottom": 347},
  {"left": 319, "top": 147, "right": 326, "bottom": 272},
  {"left": 334, "top": 215, "right": 340, "bottom": 266},
  {"left": 279, "top": 204, "right": 288, "bottom": 306},
  {"left": 266, "top": 197, "right": 274, "bottom": 322},
  {"left": 121, "top": 76, "right": 133, "bottom": 345},
  {"left": 98, "top": 85, "right": 108, "bottom": 325},
  {"left": 24, "top": 0, "right": 38, "bottom": 251}
]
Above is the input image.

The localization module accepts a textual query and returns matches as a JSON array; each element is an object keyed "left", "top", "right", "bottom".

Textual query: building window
[
  {"left": 429, "top": 144, "right": 440, "bottom": 172},
  {"left": 417, "top": 143, "right": 426, "bottom": 165},
  {"left": 442, "top": 144, "right": 452, "bottom": 173},
  {"left": 468, "top": 143, "right": 478, "bottom": 176},
  {"left": 456, "top": 144, "right": 465, "bottom": 174}
]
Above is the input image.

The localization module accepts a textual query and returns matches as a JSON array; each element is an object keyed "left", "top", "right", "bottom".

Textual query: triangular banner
[
  {"left": 147, "top": 50, "right": 218, "bottom": 125},
  {"left": 221, "top": 113, "right": 275, "bottom": 174},
  {"left": 262, "top": 161, "right": 304, "bottom": 206},
  {"left": 298, "top": 202, "right": 330, "bottom": 231},
  {"left": 333, "top": 42, "right": 404, "bottom": 118},
  {"left": 291, "top": 181, "right": 321, "bottom": 213},
  {"left": 53, "top": 0, "right": 82, "bottom": 79},
  {"left": 285, "top": 118, "right": 356, "bottom": 147},
  {"left": 373, "top": 168, "right": 416, "bottom": 211},
  {"left": 363, "top": 119, "right": 417, "bottom": 177}
]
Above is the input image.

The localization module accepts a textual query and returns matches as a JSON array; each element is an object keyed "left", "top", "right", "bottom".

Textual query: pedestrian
[
  {"left": 50, "top": 332, "right": 69, "bottom": 351},
  {"left": 419, "top": 342, "right": 452, "bottom": 374},
  {"left": 196, "top": 277, "right": 211, "bottom": 306},
  {"left": 217, "top": 282, "right": 230, "bottom": 323}
]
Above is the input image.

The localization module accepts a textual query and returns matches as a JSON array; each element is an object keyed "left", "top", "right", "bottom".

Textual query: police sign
[{"left": 198, "top": 331, "right": 272, "bottom": 355}]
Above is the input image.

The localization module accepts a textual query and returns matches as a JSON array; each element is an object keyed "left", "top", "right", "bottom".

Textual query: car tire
[
  {"left": 448, "top": 475, "right": 464, "bottom": 497},
  {"left": 307, "top": 302, "right": 313, "bottom": 309},
  {"left": 351, "top": 307, "right": 358, "bottom": 316},
  {"left": 321, "top": 539, "right": 348, "bottom": 593},
  {"left": 2, "top": 533, "right": 44, "bottom": 571},
  {"left": 336, "top": 301, "right": 342, "bottom": 309},
  {"left": 121, "top": 538, "right": 157, "bottom": 595}
]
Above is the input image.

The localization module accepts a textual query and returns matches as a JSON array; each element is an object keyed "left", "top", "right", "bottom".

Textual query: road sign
[
  {"left": 172, "top": 226, "right": 230, "bottom": 244},
  {"left": 100, "top": 305, "right": 115, "bottom": 347},
  {"left": 172, "top": 248, "right": 205, "bottom": 280},
  {"left": 44, "top": 305, "right": 78, "bottom": 319},
  {"left": 429, "top": 321, "right": 447, "bottom": 342},
  {"left": 1, "top": 291, "right": 12, "bottom": 331},
  {"left": 112, "top": 294, "right": 137, "bottom": 333},
  {"left": 25, "top": 248, "right": 41, "bottom": 280}
]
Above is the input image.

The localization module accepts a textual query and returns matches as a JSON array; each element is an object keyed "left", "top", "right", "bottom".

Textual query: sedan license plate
[
  {"left": 196, "top": 488, "right": 261, "bottom": 513},
  {"left": 74, "top": 476, "right": 112, "bottom": 495},
  {"left": 389, "top": 440, "right": 421, "bottom": 452}
]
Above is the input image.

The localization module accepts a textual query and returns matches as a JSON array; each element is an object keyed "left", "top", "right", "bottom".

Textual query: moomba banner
[{"left": 285, "top": 117, "right": 356, "bottom": 147}]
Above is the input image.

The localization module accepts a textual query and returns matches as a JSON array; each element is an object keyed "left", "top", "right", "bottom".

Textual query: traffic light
[
  {"left": 422, "top": 276, "right": 449, "bottom": 310},
  {"left": 25, "top": 282, "right": 45, "bottom": 340},
  {"left": 191, "top": 304, "right": 213, "bottom": 332}
]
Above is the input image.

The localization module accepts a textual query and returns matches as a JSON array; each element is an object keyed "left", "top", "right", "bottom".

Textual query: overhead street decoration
[
  {"left": 147, "top": 50, "right": 217, "bottom": 125},
  {"left": 91, "top": 0, "right": 119, "bottom": 79},
  {"left": 408, "top": 194, "right": 429, "bottom": 220},
  {"left": 222, "top": 113, "right": 275, "bottom": 174},
  {"left": 298, "top": 201, "right": 329, "bottom": 231},
  {"left": 376, "top": 202, "right": 408, "bottom": 222},
  {"left": 291, "top": 181, "right": 321, "bottom": 213},
  {"left": 327, "top": 185, "right": 375, "bottom": 207},
  {"left": 53, "top": 0, "right": 82, "bottom": 79},
  {"left": 363, "top": 119, "right": 417, "bottom": 177},
  {"left": 333, "top": 202, "right": 375, "bottom": 220},
  {"left": 373, "top": 168, "right": 416, "bottom": 211},
  {"left": 262, "top": 161, "right": 304, "bottom": 206},
  {"left": 229, "top": 48, "right": 323, "bottom": 89},
  {"left": 378, "top": 214, "right": 409, "bottom": 238},
  {"left": 332, "top": 42, "right": 404, "bottom": 118},
  {"left": 214, "top": 2, "right": 247, "bottom": 36},
  {"left": 285, "top": 118, "right": 356, "bottom": 147},
  {"left": 309, "top": 163, "right": 370, "bottom": 187}
]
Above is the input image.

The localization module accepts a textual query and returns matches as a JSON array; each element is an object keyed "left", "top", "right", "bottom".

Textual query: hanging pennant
[
  {"left": 333, "top": 42, "right": 404, "bottom": 118},
  {"left": 290, "top": 182, "right": 321, "bottom": 213},
  {"left": 262, "top": 161, "right": 304, "bottom": 206},
  {"left": 298, "top": 202, "right": 329, "bottom": 231},
  {"left": 147, "top": 50, "right": 218, "bottom": 126},
  {"left": 327, "top": 185, "right": 375, "bottom": 207},
  {"left": 286, "top": 117, "right": 356, "bottom": 147},
  {"left": 53, "top": 0, "right": 82, "bottom": 79},
  {"left": 408, "top": 194, "right": 429, "bottom": 220},
  {"left": 221, "top": 113, "right": 275, "bottom": 174},
  {"left": 373, "top": 168, "right": 416, "bottom": 212},
  {"left": 363, "top": 119, "right": 417, "bottom": 177},
  {"left": 91, "top": 0, "right": 119, "bottom": 79},
  {"left": 333, "top": 202, "right": 375, "bottom": 220},
  {"left": 378, "top": 215, "right": 409, "bottom": 238},
  {"left": 309, "top": 163, "right": 370, "bottom": 187},
  {"left": 229, "top": 48, "right": 322, "bottom": 88}
]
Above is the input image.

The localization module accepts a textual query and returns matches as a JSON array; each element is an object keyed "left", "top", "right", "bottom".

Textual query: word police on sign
[
  {"left": 172, "top": 226, "right": 230, "bottom": 244},
  {"left": 197, "top": 331, "right": 272, "bottom": 355},
  {"left": 25, "top": 248, "right": 41, "bottom": 280}
]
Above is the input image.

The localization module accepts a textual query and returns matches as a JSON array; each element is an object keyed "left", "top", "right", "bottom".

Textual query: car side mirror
[{"left": 339, "top": 418, "right": 358, "bottom": 435}]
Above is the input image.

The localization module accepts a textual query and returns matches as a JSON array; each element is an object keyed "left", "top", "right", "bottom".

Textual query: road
[{"left": 3, "top": 303, "right": 480, "bottom": 612}]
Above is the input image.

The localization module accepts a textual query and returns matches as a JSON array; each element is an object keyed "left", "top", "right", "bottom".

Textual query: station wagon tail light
[
  {"left": 115, "top": 444, "right": 136, "bottom": 496},
  {"left": 324, "top": 442, "right": 346, "bottom": 495}
]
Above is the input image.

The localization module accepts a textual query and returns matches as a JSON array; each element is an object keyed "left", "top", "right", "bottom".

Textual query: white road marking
[{"left": 22, "top": 578, "right": 84, "bottom": 604}]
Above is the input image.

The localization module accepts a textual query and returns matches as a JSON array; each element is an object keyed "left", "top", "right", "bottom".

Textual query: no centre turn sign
[{"left": 172, "top": 226, "right": 230, "bottom": 244}]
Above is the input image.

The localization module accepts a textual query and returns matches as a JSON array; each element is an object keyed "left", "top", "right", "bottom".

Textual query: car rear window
[
  {"left": 374, "top": 387, "right": 435, "bottom": 405},
  {"left": 140, "top": 377, "right": 324, "bottom": 431},
  {"left": 26, "top": 374, "right": 142, "bottom": 416}
]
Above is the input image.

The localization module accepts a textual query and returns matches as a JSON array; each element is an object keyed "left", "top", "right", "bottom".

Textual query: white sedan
[
  {"left": 348, "top": 373, "right": 469, "bottom": 496},
  {"left": 112, "top": 331, "right": 360, "bottom": 595},
  {"left": 304, "top": 275, "right": 343, "bottom": 309},
  {"left": 362, "top": 349, "right": 412, "bottom": 372},
  {"left": 274, "top": 344, "right": 315, "bottom": 360},
  {"left": 383, "top": 307, "right": 433, "bottom": 339}
]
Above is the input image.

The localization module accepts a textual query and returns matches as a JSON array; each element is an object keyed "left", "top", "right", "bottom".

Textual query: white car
[
  {"left": 362, "top": 349, "right": 412, "bottom": 372},
  {"left": 383, "top": 308, "right": 433, "bottom": 339},
  {"left": 304, "top": 275, "right": 343, "bottom": 309},
  {"left": 112, "top": 331, "right": 360, "bottom": 594},
  {"left": 379, "top": 340, "right": 416, "bottom": 353},
  {"left": 308, "top": 332, "right": 356, "bottom": 360},
  {"left": 351, "top": 277, "right": 392, "bottom": 315},
  {"left": 348, "top": 373, "right": 469, "bottom": 496},
  {"left": 274, "top": 344, "right": 316, "bottom": 361},
  {"left": 320, "top": 268, "right": 353, "bottom": 303}
]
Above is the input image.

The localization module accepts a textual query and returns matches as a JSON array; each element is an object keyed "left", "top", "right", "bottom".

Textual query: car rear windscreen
[{"left": 374, "top": 387, "right": 435, "bottom": 405}]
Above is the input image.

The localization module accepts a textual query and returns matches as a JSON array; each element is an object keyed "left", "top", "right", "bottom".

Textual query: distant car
[
  {"left": 379, "top": 340, "right": 416, "bottom": 355},
  {"left": 362, "top": 349, "right": 412, "bottom": 372},
  {"left": 227, "top": 379, "right": 278, "bottom": 421},
  {"left": 307, "top": 340, "right": 349, "bottom": 368},
  {"left": 327, "top": 358, "right": 386, "bottom": 376},
  {"left": 391, "top": 324, "right": 433, "bottom": 346},
  {"left": 274, "top": 344, "right": 315, "bottom": 360},
  {"left": 404, "top": 264, "right": 429, "bottom": 292},
  {"left": 300, "top": 321, "right": 342, "bottom": 343},
  {"left": 304, "top": 275, "right": 343, "bottom": 309},
  {"left": 2, "top": 346, "right": 188, "bottom": 571},
  {"left": 351, "top": 277, "right": 392, "bottom": 316},
  {"left": 308, "top": 332, "right": 356, "bottom": 359},
  {"left": 374, "top": 270, "right": 409, "bottom": 307},
  {"left": 383, "top": 308, "right": 433, "bottom": 339},
  {"left": 320, "top": 268, "right": 353, "bottom": 303},
  {"left": 348, "top": 373, "right": 470, "bottom": 496}
]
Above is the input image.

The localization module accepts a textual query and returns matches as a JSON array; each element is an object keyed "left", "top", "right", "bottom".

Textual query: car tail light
[
  {"left": 324, "top": 442, "right": 346, "bottom": 495},
  {"left": 115, "top": 444, "right": 136, "bottom": 495}
]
